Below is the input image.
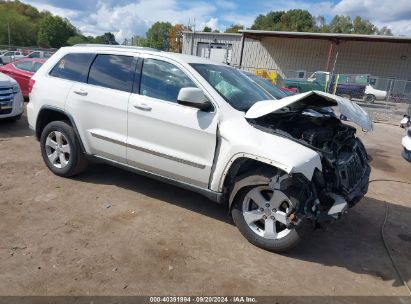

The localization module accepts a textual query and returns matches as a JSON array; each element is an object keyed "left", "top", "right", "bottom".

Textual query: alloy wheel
[
  {"left": 242, "top": 186, "right": 292, "bottom": 240},
  {"left": 45, "top": 131, "right": 71, "bottom": 169}
]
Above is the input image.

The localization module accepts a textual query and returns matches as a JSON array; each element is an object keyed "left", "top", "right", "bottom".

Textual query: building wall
[
  {"left": 182, "top": 32, "right": 411, "bottom": 82},
  {"left": 182, "top": 32, "right": 243, "bottom": 66},
  {"left": 333, "top": 41, "right": 411, "bottom": 80}
]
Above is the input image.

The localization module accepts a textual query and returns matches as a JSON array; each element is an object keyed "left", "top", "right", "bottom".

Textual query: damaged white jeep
[{"left": 28, "top": 46, "right": 372, "bottom": 252}]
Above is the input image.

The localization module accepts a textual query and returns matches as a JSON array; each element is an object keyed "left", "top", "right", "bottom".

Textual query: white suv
[
  {"left": 0, "top": 72, "right": 24, "bottom": 121},
  {"left": 28, "top": 45, "right": 372, "bottom": 252}
]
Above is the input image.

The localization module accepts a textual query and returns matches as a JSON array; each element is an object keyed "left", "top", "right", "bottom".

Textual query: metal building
[{"left": 182, "top": 30, "right": 411, "bottom": 92}]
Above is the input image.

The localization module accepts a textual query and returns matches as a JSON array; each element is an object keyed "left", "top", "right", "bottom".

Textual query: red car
[{"left": 0, "top": 58, "right": 46, "bottom": 97}]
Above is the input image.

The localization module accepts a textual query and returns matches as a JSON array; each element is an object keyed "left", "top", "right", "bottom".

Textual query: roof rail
[{"left": 73, "top": 44, "right": 160, "bottom": 52}]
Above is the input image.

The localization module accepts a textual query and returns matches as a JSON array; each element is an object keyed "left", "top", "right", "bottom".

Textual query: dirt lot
[{"left": 0, "top": 108, "right": 410, "bottom": 296}]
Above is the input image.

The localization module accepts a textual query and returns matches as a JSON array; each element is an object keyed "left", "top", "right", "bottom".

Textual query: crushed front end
[{"left": 250, "top": 111, "right": 371, "bottom": 222}]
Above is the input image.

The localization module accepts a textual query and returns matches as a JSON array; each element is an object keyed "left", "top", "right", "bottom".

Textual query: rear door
[{"left": 65, "top": 53, "right": 136, "bottom": 163}]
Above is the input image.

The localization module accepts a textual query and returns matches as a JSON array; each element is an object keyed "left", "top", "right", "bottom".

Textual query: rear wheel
[
  {"left": 231, "top": 173, "right": 310, "bottom": 252},
  {"left": 40, "top": 121, "right": 88, "bottom": 177}
]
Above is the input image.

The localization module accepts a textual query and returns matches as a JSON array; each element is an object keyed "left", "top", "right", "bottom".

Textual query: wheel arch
[
  {"left": 35, "top": 106, "right": 86, "bottom": 153},
  {"left": 219, "top": 156, "right": 281, "bottom": 212}
]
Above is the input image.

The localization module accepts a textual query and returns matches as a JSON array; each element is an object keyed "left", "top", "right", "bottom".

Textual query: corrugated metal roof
[
  {"left": 239, "top": 30, "right": 411, "bottom": 44},
  {"left": 182, "top": 31, "right": 241, "bottom": 36}
]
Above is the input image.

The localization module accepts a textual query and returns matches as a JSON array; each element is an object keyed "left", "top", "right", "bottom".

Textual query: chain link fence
[{"left": 240, "top": 66, "right": 411, "bottom": 125}]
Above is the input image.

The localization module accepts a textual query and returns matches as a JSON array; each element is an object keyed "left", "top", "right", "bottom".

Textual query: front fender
[{"left": 209, "top": 116, "right": 322, "bottom": 192}]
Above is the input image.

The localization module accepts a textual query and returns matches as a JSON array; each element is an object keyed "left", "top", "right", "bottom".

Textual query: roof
[
  {"left": 67, "top": 45, "right": 225, "bottom": 65},
  {"left": 239, "top": 30, "right": 411, "bottom": 44},
  {"left": 74, "top": 44, "right": 160, "bottom": 52}
]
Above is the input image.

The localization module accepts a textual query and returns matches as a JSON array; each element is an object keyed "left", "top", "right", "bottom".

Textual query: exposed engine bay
[{"left": 248, "top": 110, "right": 371, "bottom": 222}]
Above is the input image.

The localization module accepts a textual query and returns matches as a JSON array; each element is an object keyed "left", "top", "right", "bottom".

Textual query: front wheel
[{"left": 231, "top": 174, "right": 310, "bottom": 252}]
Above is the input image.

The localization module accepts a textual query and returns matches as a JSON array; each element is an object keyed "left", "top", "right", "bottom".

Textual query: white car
[
  {"left": 0, "top": 72, "right": 24, "bottom": 121},
  {"left": 364, "top": 84, "right": 387, "bottom": 103},
  {"left": 0, "top": 51, "right": 25, "bottom": 64},
  {"left": 27, "top": 45, "right": 372, "bottom": 252},
  {"left": 26, "top": 51, "right": 53, "bottom": 59},
  {"left": 402, "top": 128, "right": 411, "bottom": 162}
]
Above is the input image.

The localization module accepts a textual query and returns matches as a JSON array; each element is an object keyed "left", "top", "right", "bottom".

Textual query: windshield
[
  {"left": 190, "top": 63, "right": 273, "bottom": 111},
  {"left": 247, "top": 74, "right": 287, "bottom": 99}
]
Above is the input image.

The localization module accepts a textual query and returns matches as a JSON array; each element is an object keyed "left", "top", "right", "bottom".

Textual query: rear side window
[
  {"left": 88, "top": 54, "right": 133, "bottom": 92},
  {"left": 50, "top": 53, "right": 94, "bottom": 82}
]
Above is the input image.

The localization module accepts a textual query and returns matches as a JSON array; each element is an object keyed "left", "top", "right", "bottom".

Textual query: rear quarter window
[{"left": 49, "top": 53, "right": 94, "bottom": 82}]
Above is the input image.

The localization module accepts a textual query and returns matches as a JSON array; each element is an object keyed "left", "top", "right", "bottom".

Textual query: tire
[
  {"left": 6, "top": 114, "right": 21, "bottom": 122},
  {"left": 365, "top": 94, "right": 376, "bottom": 103},
  {"left": 40, "top": 121, "right": 88, "bottom": 177},
  {"left": 231, "top": 172, "right": 311, "bottom": 252}
]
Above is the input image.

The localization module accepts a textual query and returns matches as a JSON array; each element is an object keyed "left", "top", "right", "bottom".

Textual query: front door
[{"left": 127, "top": 57, "right": 218, "bottom": 188}]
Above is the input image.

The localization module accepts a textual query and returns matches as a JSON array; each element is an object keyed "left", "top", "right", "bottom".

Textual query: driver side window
[{"left": 140, "top": 58, "right": 197, "bottom": 103}]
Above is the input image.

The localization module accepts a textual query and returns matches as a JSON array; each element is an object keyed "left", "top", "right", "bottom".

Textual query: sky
[{"left": 22, "top": 0, "right": 411, "bottom": 42}]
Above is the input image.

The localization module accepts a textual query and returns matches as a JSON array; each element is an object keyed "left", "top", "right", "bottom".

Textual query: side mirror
[{"left": 177, "top": 87, "right": 212, "bottom": 111}]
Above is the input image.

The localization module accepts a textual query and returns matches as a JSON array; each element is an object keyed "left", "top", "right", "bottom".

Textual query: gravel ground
[{"left": 0, "top": 108, "right": 410, "bottom": 297}]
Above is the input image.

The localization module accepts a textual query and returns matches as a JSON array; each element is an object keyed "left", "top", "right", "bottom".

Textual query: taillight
[{"left": 29, "top": 78, "right": 35, "bottom": 94}]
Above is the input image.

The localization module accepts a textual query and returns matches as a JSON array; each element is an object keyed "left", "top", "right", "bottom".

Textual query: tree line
[
  {"left": 0, "top": 0, "right": 118, "bottom": 48},
  {"left": 0, "top": 1, "right": 393, "bottom": 50}
]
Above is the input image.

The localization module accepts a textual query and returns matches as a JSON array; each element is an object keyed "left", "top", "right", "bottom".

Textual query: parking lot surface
[{"left": 0, "top": 109, "right": 410, "bottom": 296}]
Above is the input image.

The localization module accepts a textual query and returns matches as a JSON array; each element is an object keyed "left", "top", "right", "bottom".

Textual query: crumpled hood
[{"left": 245, "top": 90, "right": 373, "bottom": 131}]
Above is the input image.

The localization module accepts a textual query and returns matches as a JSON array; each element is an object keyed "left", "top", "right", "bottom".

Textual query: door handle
[
  {"left": 133, "top": 103, "right": 152, "bottom": 111},
  {"left": 73, "top": 90, "right": 88, "bottom": 96}
]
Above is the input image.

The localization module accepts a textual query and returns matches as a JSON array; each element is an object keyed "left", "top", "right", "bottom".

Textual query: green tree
[
  {"left": 0, "top": 10, "right": 37, "bottom": 46},
  {"left": 251, "top": 11, "right": 284, "bottom": 30},
  {"left": 93, "top": 32, "right": 118, "bottom": 44},
  {"left": 132, "top": 35, "right": 147, "bottom": 46},
  {"left": 352, "top": 16, "right": 376, "bottom": 34},
  {"left": 378, "top": 26, "right": 393, "bottom": 36},
  {"left": 202, "top": 26, "right": 212, "bottom": 32},
  {"left": 329, "top": 15, "right": 353, "bottom": 33},
  {"left": 225, "top": 24, "right": 244, "bottom": 33},
  {"left": 67, "top": 35, "right": 89, "bottom": 45},
  {"left": 145, "top": 21, "right": 172, "bottom": 50},
  {"left": 314, "top": 16, "right": 330, "bottom": 32},
  {"left": 37, "top": 13, "right": 76, "bottom": 48},
  {"left": 280, "top": 9, "right": 314, "bottom": 32},
  {"left": 251, "top": 10, "right": 314, "bottom": 32}
]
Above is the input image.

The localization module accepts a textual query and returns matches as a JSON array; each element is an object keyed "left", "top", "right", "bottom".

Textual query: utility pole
[
  {"left": 189, "top": 18, "right": 196, "bottom": 55},
  {"left": 8, "top": 20, "right": 11, "bottom": 49}
]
